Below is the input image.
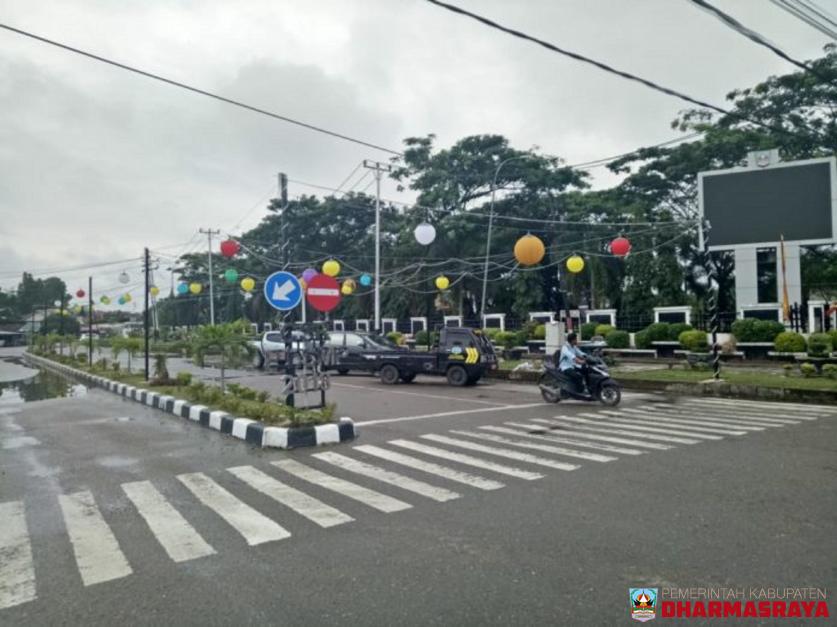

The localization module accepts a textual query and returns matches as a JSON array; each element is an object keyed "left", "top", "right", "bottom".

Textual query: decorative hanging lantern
[
  {"left": 177, "top": 283, "right": 189, "bottom": 295},
  {"left": 514, "top": 234, "right": 546, "bottom": 266},
  {"left": 100, "top": 296, "right": 111, "bottom": 305},
  {"left": 341, "top": 279, "right": 356, "bottom": 296},
  {"left": 189, "top": 283, "right": 202, "bottom": 295},
  {"left": 73, "top": 305, "right": 82, "bottom": 314},
  {"left": 435, "top": 275, "right": 450, "bottom": 290},
  {"left": 299, "top": 278, "right": 307, "bottom": 292},
  {"left": 223, "top": 268, "right": 239, "bottom": 283},
  {"left": 240, "top": 277, "right": 255, "bottom": 292},
  {"left": 414, "top": 222, "right": 436, "bottom": 246},
  {"left": 118, "top": 296, "right": 126, "bottom": 305},
  {"left": 322, "top": 259, "right": 341, "bottom": 277},
  {"left": 150, "top": 286, "right": 160, "bottom": 297},
  {"left": 76, "top": 289, "right": 86, "bottom": 299},
  {"left": 359, "top": 273, "right": 372, "bottom": 287},
  {"left": 610, "top": 236, "right": 631, "bottom": 257},
  {"left": 302, "top": 268, "right": 318, "bottom": 283},
  {"left": 566, "top": 255, "right": 585, "bottom": 273},
  {"left": 220, "top": 239, "right": 240, "bottom": 258},
  {"left": 118, "top": 271, "right": 130, "bottom": 284},
  {"left": 124, "top": 293, "right": 132, "bottom": 302}
]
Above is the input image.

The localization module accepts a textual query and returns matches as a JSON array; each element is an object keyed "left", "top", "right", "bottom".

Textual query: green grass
[{"left": 616, "top": 367, "right": 837, "bottom": 392}]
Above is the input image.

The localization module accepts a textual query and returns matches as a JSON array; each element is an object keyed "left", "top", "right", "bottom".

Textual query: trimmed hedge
[
  {"left": 679, "top": 329, "right": 708, "bottom": 352},
  {"left": 774, "top": 331, "right": 806, "bottom": 353},
  {"left": 605, "top": 330, "right": 630, "bottom": 348},
  {"left": 668, "top": 323, "right": 693, "bottom": 341},
  {"left": 807, "top": 332, "right": 833, "bottom": 357},
  {"left": 645, "top": 322, "right": 672, "bottom": 343},
  {"left": 580, "top": 322, "right": 598, "bottom": 340},
  {"left": 732, "top": 318, "right": 785, "bottom": 342},
  {"left": 634, "top": 329, "right": 652, "bottom": 349},
  {"left": 594, "top": 324, "right": 615, "bottom": 337},
  {"left": 533, "top": 324, "right": 546, "bottom": 340}
]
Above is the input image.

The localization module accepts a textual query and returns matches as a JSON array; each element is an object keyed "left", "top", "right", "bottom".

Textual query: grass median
[{"left": 614, "top": 367, "right": 837, "bottom": 392}]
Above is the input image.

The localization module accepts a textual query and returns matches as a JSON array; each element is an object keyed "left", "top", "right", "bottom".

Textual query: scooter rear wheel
[
  {"left": 598, "top": 382, "right": 621, "bottom": 406},
  {"left": 538, "top": 373, "right": 561, "bottom": 403}
]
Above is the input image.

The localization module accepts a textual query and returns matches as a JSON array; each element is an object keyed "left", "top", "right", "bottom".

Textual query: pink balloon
[{"left": 302, "top": 268, "right": 317, "bottom": 282}]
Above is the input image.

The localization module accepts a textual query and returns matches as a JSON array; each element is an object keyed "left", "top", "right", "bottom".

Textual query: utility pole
[
  {"left": 199, "top": 228, "right": 220, "bottom": 325},
  {"left": 278, "top": 172, "right": 288, "bottom": 267},
  {"left": 88, "top": 277, "right": 94, "bottom": 364},
  {"left": 362, "top": 159, "right": 392, "bottom": 332},
  {"left": 144, "top": 248, "right": 150, "bottom": 380}
]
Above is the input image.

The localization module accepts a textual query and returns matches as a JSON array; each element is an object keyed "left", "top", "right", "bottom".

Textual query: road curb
[{"left": 24, "top": 352, "right": 357, "bottom": 449}]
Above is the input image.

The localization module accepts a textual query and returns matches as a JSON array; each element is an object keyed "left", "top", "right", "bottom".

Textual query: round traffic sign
[
  {"left": 306, "top": 274, "right": 341, "bottom": 312},
  {"left": 263, "top": 271, "right": 303, "bottom": 311}
]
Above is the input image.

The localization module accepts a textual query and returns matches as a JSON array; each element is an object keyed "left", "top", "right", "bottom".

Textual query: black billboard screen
[{"left": 701, "top": 161, "right": 833, "bottom": 247}]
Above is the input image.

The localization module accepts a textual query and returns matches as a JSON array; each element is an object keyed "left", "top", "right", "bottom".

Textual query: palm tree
[{"left": 191, "top": 321, "right": 254, "bottom": 392}]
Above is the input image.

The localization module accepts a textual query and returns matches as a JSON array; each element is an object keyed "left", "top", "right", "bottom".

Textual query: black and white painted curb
[{"left": 24, "top": 353, "right": 357, "bottom": 449}]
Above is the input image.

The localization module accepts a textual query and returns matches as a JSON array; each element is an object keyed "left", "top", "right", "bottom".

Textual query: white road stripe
[
  {"left": 271, "top": 459, "right": 411, "bottom": 513},
  {"left": 691, "top": 398, "right": 828, "bottom": 417},
  {"left": 177, "top": 473, "right": 290, "bottom": 545},
  {"left": 485, "top": 424, "right": 644, "bottom": 455},
  {"left": 575, "top": 414, "right": 723, "bottom": 440},
  {"left": 450, "top": 429, "right": 617, "bottom": 462},
  {"left": 121, "top": 481, "right": 216, "bottom": 563},
  {"left": 596, "top": 410, "right": 749, "bottom": 435},
  {"left": 389, "top": 439, "right": 545, "bottom": 480},
  {"left": 334, "top": 382, "right": 508, "bottom": 408},
  {"left": 0, "top": 501, "right": 36, "bottom": 609},
  {"left": 57, "top": 490, "right": 133, "bottom": 586},
  {"left": 312, "top": 452, "right": 461, "bottom": 501},
  {"left": 521, "top": 421, "right": 673, "bottom": 450},
  {"left": 354, "top": 445, "right": 505, "bottom": 490},
  {"left": 684, "top": 402, "right": 815, "bottom": 421},
  {"left": 637, "top": 404, "right": 794, "bottom": 426},
  {"left": 534, "top": 418, "right": 697, "bottom": 445},
  {"left": 419, "top": 434, "right": 580, "bottom": 471},
  {"left": 355, "top": 403, "right": 546, "bottom": 427},
  {"left": 618, "top": 407, "right": 772, "bottom": 430},
  {"left": 227, "top": 466, "right": 353, "bottom": 528}
]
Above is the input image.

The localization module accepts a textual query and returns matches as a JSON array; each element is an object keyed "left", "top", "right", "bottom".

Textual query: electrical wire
[
  {"left": 769, "top": 0, "right": 837, "bottom": 39},
  {"left": 0, "top": 22, "right": 404, "bottom": 156}
]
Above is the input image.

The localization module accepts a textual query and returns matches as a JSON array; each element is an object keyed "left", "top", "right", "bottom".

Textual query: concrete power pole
[
  {"left": 362, "top": 159, "right": 392, "bottom": 333},
  {"left": 199, "top": 228, "right": 221, "bottom": 325}
]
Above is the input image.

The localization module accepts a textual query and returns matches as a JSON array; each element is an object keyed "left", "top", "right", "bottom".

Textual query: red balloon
[
  {"left": 220, "top": 239, "right": 240, "bottom": 258},
  {"left": 76, "top": 289, "right": 86, "bottom": 298},
  {"left": 610, "top": 237, "right": 631, "bottom": 257}
]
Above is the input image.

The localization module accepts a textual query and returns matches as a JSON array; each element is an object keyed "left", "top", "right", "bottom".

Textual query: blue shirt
[{"left": 559, "top": 343, "right": 585, "bottom": 371}]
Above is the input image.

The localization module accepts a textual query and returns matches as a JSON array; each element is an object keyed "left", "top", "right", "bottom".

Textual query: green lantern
[{"left": 224, "top": 268, "right": 239, "bottom": 284}]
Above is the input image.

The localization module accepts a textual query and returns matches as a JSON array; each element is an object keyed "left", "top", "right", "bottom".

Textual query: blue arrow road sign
[{"left": 263, "top": 271, "right": 302, "bottom": 311}]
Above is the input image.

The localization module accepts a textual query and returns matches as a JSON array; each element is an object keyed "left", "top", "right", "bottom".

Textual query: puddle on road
[{"left": 0, "top": 358, "right": 87, "bottom": 404}]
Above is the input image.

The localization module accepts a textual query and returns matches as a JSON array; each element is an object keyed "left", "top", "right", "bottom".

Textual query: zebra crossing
[{"left": 2, "top": 397, "right": 834, "bottom": 611}]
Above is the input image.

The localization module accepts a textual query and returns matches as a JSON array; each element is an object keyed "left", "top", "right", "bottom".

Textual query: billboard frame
[{"left": 698, "top": 156, "right": 837, "bottom": 251}]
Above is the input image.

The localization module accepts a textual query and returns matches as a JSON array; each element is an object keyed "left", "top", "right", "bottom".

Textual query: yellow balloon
[
  {"left": 124, "top": 293, "right": 132, "bottom": 302},
  {"left": 322, "top": 259, "right": 341, "bottom": 277},
  {"left": 435, "top": 275, "right": 450, "bottom": 290},
  {"left": 514, "top": 234, "right": 546, "bottom": 266},
  {"left": 150, "top": 286, "right": 160, "bottom": 297},
  {"left": 341, "top": 282, "right": 354, "bottom": 296},
  {"left": 566, "top": 255, "right": 585, "bottom": 273},
  {"left": 189, "top": 283, "right": 202, "bottom": 295},
  {"left": 240, "top": 277, "right": 255, "bottom": 292}
]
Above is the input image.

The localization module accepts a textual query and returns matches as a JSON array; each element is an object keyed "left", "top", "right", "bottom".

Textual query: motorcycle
[{"left": 538, "top": 352, "right": 621, "bottom": 406}]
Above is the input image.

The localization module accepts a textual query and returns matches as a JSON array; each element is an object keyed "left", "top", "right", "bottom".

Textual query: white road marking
[
  {"left": 690, "top": 398, "right": 829, "bottom": 417},
  {"left": 419, "top": 434, "right": 580, "bottom": 471},
  {"left": 595, "top": 411, "right": 749, "bottom": 435},
  {"left": 57, "top": 490, "right": 133, "bottom": 586},
  {"left": 574, "top": 414, "right": 723, "bottom": 440},
  {"left": 484, "top": 424, "right": 645, "bottom": 455},
  {"left": 615, "top": 407, "right": 771, "bottom": 430},
  {"left": 227, "top": 466, "right": 353, "bottom": 528},
  {"left": 332, "top": 382, "right": 507, "bottom": 407},
  {"left": 533, "top": 418, "right": 696, "bottom": 445},
  {"left": 312, "top": 452, "right": 461, "bottom": 502},
  {"left": 272, "top": 459, "right": 411, "bottom": 513},
  {"left": 389, "top": 439, "right": 544, "bottom": 480},
  {"left": 354, "top": 403, "right": 546, "bottom": 427},
  {"left": 177, "top": 472, "right": 290, "bottom": 545},
  {"left": 121, "top": 481, "right": 216, "bottom": 563},
  {"left": 645, "top": 404, "right": 799, "bottom": 425},
  {"left": 0, "top": 501, "right": 36, "bottom": 610},
  {"left": 521, "top": 420, "right": 673, "bottom": 450},
  {"left": 354, "top": 444, "right": 505, "bottom": 490},
  {"left": 449, "top": 430, "right": 617, "bottom": 462}
]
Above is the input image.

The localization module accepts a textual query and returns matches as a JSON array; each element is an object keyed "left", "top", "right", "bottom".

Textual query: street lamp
[{"left": 480, "top": 154, "right": 532, "bottom": 325}]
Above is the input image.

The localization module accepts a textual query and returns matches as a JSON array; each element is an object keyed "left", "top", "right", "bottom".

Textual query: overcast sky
[{"left": 0, "top": 0, "right": 833, "bottom": 297}]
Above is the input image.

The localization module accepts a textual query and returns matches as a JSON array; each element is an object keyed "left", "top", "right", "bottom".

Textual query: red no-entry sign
[{"left": 306, "top": 274, "right": 341, "bottom": 312}]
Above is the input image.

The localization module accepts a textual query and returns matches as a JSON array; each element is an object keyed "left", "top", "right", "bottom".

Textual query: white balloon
[
  {"left": 414, "top": 222, "right": 436, "bottom": 245},
  {"left": 119, "top": 271, "right": 130, "bottom": 284}
]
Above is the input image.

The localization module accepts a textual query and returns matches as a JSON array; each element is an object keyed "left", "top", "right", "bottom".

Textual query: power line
[
  {"left": 0, "top": 22, "right": 404, "bottom": 156},
  {"left": 688, "top": 0, "right": 834, "bottom": 82},
  {"left": 424, "top": 0, "right": 797, "bottom": 135},
  {"left": 567, "top": 132, "right": 703, "bottom": 168},
  {"left": 769, "top": 0, "right": 837, "bottom": 39},
  {"left": 796, "top": 0, "right": 837, "bottom": 31}
]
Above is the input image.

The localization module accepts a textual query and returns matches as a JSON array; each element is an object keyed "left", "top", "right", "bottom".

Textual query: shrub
[
  {"left": 807, "top": 332, "right": 833, "bottom": 358},
  {"left": 668, "top": 323, "right": 693, "bottom": 341},
  {"left": 679, "top": 329, "right": 708, "bottom": 352},
  {"left": 580, "top": 322, "right": 598, "bottom": 340},
  {"left": 829, "top": 330, "right": 837, "bottom": 350},
  {"left": 645, "top": 322, "right": 672, "bottom": 343},
  {"left": 532, "top": 324, "right": 546, "bottom": 340},
  {"left": 175, "top": 371, "right": 193, "bottom": 386},
  {"left": 782, "top": 363, "right": 793, "bottom": 377},
  {"left": 634, "top": 330, "right": 652, "bottom": 349},
  {"left": 732, "top": 318, "right": 785, "bottom": 342},
  {"left": 515, "top": 329, "right": 531, "bottom": 346},
  {"left": 520, "top": 320, "right": 539, "bottom": 341},
  {"left": 386, "top": 331, "right": 404, "bottom": 345},
  {"left": 605, "top": 330, "right": 630, "bottom": 348},
  {"left": 415, "top": 330, "right": 439, "bottom": 346},
  {"left": 774, "top": 331, "right": 806, "bottom": 353},
  {"left": 800, "top": 362, "right": 817, "bottom": 378},
  {"left": 153, "top": 353, "right": 169, "bottom": 380},
  {"left": 594, "top": 324, "right": 614, "bottom": 337},
  {"left": 76, "top": 353, "right": 88, "bottom": 364},
  {"left": 482, "top": 327, "right": 502, "bottom": 340},
  {"left": 822, "top": 363, "right": 837, "bottom": 379},
  {"left": 495, "top": 331, "right": 519, "bottom": 350}
]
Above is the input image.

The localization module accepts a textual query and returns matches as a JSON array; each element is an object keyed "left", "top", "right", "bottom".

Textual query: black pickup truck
[{"left": 325, "top": 327, "right": 497, "bottom": 386}]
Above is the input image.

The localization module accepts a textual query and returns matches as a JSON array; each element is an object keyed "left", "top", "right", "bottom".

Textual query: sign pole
[{"left": 363, "top": 160, "right": 392, "bottom": 333}]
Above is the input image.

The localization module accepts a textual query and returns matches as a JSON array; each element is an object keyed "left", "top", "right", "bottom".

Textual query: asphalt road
[{"left": 2, "top": 354, "right": 835, "bottom": 625}]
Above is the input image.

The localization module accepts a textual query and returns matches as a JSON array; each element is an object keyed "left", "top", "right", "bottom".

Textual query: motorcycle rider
[{"left": 558, "top": 332, "right": 588, "bottom": 393}]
